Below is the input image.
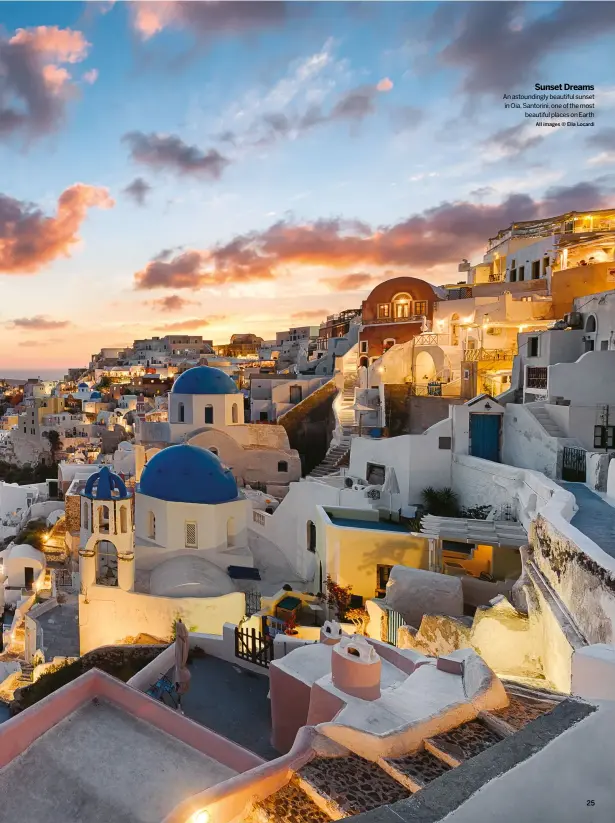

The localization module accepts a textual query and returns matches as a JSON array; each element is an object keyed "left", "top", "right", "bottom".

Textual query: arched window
[
  {"left": 383, "top": 338, "right": 395, "bottom": 352},
  {"left": 231, "top": 403, "right": 239, "bottom": 423},
  {"left": 307, "top": 520, "right": 317, "bottom": 553},
  {"left": 148, "top": 511, "right": 156, "bottom": 540},
  {"left": 96, "top": 540, "right": 118, "bottom": 587},
  {"left": 83, "top": 502, "right": 89, "bottom": 531},
  {"left": 278, "top": 460, "right": 288, "bottom": 473},
  {"left": 392, "top": 293, "right": 411, "bottom": 319},
  {"left": 120, "top": 506, "right": 128, "bottom": 534},
  {"left": 209, "top": 446, "right": 219, "bottom": 455},
  {"left": 585, "top": 314, "right": 597, "bottom": 333},
  {"left": 205, "top": 405, "right": 214, "bottom": 424},
  {"left": 178, "top": 402, "right": 185, "bottom": 423},
  {"left": 99, "top": 505, "right": 110, "bottom": 534},
  {"left": 359, "top": 356, "right": 369, "bottom": 368},
  {"left": 227, "top": 517, "right": 236, "bottom": 548}
]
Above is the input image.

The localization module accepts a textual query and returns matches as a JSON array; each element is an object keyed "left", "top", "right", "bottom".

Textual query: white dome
[
  {"left": 149, "top": 555, "right": 236, "bottom": 599},
  {"left": 7, "top": 543, "right": 45, "bottom": 566}
]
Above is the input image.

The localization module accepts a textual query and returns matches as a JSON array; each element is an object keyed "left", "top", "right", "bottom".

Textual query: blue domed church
[{"left": 168, "top": 365, "right": 242, "bottom": 441}]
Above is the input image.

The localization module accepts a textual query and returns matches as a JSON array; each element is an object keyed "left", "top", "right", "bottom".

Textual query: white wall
[
  {"left": 134, "top": 494, "right": 250, "bottom": 571},
  {"left": 78, "top": 587, "right": 245, "bottom": 654},
  {"left": 502, "top": 404, "right": 561, "bottom": 479},
  {"left": 548, "top": 351, "right": 615, "bottom": 405}
]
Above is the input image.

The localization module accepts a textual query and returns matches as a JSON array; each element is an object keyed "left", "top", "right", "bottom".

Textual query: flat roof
[
  {"left": 0, "top": 699, "right": 237, "bottom": 823},
  {"left": 420, "top": 516, "right": 527, "bottom": 548}
]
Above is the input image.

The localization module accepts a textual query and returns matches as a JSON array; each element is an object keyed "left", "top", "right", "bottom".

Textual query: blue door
[{"left": 470, "top": 414, "right": 500, "bottom": 462}]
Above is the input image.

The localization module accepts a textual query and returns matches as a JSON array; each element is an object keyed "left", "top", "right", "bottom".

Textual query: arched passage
[
  {"left": 416, "top": 350, "right": 437, "bottom": 383},
  {"left": 96, "top": 540, "right": 118, "bottom": 586}
]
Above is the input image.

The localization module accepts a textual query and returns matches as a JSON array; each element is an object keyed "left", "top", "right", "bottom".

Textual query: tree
[
  {"left": 43, "top": 429, "right": 62, "bottom": 463},
  {"left": 325, "top": 575, "right": 353, "bottom": 621},
  {"left": 97, "top": 375, "right": 112, "bottom": 390},
  {"left": 420, "top": 487, "right": 461, "bottom": 518}
]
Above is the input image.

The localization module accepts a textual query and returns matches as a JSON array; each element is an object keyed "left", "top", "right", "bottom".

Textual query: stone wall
[
  {"left": 278, "top": 380, "right": 336, "bottom": 475},
  {"left": 384, "top": 386, "right": 465, "bottom": 436},
  {"left": 64, "top": 493, "right": 81, "bottom": 534},
  {"left": 531, "top": 515, "right": 615, "bottom": 645}
]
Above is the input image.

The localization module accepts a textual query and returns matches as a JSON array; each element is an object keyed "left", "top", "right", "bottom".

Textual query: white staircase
[{"left": 528, "top": 404, "right": 567, "bottom": 439}]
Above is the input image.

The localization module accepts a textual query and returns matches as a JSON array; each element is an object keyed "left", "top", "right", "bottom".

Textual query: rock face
[{"left": 384, "top": 566, "right": 464, "bottom": 627}]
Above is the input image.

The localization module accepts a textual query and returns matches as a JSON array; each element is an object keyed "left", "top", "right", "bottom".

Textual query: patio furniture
[
  {"left": 146, "top": 675, "right": 179, "bottom": 709},
  {"left": 275, "top": 595, "right": 301, "bottom": 623}
]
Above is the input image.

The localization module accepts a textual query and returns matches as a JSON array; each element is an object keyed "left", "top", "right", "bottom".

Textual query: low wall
[
  {"left": 78, "top": 588, "right": 246, "bottom": 654},
  {"left": 127, "top": 643, "right": 176, "bottom": 692}
]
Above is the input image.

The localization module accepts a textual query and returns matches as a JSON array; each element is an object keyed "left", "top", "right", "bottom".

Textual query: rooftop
[{"left": 0, "top": 698, "right": 236, "bottom": 823}]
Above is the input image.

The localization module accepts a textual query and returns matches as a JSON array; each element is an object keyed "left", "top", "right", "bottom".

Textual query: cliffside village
[{"left": 1, "top": 207, "right": 614, "bottom": 822}]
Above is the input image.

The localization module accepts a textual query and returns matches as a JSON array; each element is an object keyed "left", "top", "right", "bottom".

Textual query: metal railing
[
  {"left": 463, "top": 348, "right": 516, "bottom": 362},
  {"left": 368, "top": 314, "right": 425, "bottom": 326}
]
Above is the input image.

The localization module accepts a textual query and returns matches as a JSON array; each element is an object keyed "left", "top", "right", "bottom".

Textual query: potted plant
[{"left": 284, "top": 614, "right": 298, "bottom": 636}]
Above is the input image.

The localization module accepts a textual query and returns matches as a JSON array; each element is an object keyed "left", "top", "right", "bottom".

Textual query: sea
[{"left": 0, "top": 368, "right": 66, "bottom": 383}]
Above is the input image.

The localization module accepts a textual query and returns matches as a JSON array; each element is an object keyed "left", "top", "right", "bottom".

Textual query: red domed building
[{"left": 358, "top": 276, "right": 440, "bottom": 364}]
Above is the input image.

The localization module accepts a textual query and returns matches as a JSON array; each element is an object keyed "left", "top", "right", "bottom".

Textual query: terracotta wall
[{"left": 551, "top": 262, "right": 615, "bottom": 318}]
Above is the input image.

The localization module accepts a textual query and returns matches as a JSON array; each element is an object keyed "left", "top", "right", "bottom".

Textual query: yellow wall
[
  {"left": 322, "top": 518, "right": 429, "bottom": 602},
  {"left": 443, "top": 543, "right": 492, "bottom": 577},
  {"left": 551, "top": 262, "right": 615, "bottom": 318}
]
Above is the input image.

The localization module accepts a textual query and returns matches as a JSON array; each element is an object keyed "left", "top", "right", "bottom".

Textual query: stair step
[
  {"left": 248, "top": 782, "right": 331, "bottom": 823},
  {"left": 489, "top": 691, "right": 559, "bottom": 732},
  {"left": 297, "top": 755, "right": 410, "bottom": 817},
  {"left": 380, "top": 747, "right": 453, "bottom": 793},
  {"left": 424, "top": 720, "right": 503, "bottom": 767}
]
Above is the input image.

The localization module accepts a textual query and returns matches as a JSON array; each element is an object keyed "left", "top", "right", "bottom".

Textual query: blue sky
[{"left": 1, "top": 1, "right": 614, "bottom": 371}]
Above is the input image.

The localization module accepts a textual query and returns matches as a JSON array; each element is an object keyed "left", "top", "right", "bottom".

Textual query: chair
[{"left": 146, "top": 675, "right": 178, "bottom": 708}]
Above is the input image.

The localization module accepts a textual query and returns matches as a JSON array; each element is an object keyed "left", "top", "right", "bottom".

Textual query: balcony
[
  {"left": 414, "top": 333, "right": 450, "bottom": 346},
  {"left": 367, "top": 315, "right": 426, "bottom": 326},
  {"left": 463, "top": 348, "right": 516, "bottom": 362},
  {"left": 526, "top": 366, "right": 548, "bottom": 389}
]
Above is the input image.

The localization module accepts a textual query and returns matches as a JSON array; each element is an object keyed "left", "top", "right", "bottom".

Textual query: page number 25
[{"left": 587, "top": 800, "right": 596, "bottom": 806}]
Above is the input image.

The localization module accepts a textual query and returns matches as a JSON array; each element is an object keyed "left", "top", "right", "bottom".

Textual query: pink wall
[
  {"left": 306, "top": 681, "right": 345, "bottom": 727},
  {"left": 270, "top": 665, "right": 312, "bottom": 754}
]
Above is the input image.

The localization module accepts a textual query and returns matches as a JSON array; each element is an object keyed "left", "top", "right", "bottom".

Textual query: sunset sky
[{"left": 1, "top": 1, "right": 614, "bottom": 374}]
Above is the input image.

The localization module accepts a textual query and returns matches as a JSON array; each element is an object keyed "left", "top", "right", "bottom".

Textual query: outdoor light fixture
[{"left": 191, "top": 811, "right": 210, "bottom": 823}]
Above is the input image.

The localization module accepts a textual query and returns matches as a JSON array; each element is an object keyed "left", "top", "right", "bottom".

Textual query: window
[
  {"left": 585, "top": 315, "right": 597, "bottom": 333},
  {"left": 377, "top": 303, "right": 391, "bottom": 319},
  {"left": 366, "top": 462, "right": 386, "bottom": 485},
  {"left": 120, "top": 506, "right": 128, "bottom": 534},
  {"left": 99, "top": 505, "right": 110, "bottom": 534},
  {"left": 83, "top": 503, "right": 89, "bottom": 531},
  {"left": 518, "top": 265, "right": 525, "bottom": 281},
  {"left": 510, "top": 259, "right": 516, "bottom": 268},
  {"left": 277, "top": 460, "right": 288, "bottom": 473},
  {"left": 209, "top": 446, "right": 219, "bottom": 455},
  {"left": 96, "top": 540, "right": 118, "bottom": 587},
  {"left": 260, "top": 411, "right": 268, "bottom": 421},
  {"left": 414, "top": 301, "right": 428, "bottom": 316},
  {"left": 205, "top": 405, "right": 214, "bottom": 424},
  {"left": 377, "top": 564, "right": 393, "bottom": 591},
  {"left": 178, "top": 402, "right": 185, "bottom": 423},
  {"left": 527, "top": 336, "right": 539, "bottom": 357},
  {"left": 393, "top": 294, "right": 411, "bottom": 319},
  {"left": 148, "top": 511, "right": 156, "bottom": 540},
  {"left": 185, "top": 521, "right": 197, "bottom": 548},
  {"left": 531, "top": 260, "right": 540, "bottom": 280},
  {"left": 359, "top": 340, "right": 368, "bottom": 354},
  {"left": 601, "top": 340, "right": 609, "bottom": 351},
  {"left": 307, "top": 520, "right": 317, "bottom": 552},
  {"left": 439, "top": 436, "right": 452, "bottom": 450},
  {"left": 463, "top": 369, "right": 470, "bottom": 380},
  {"left": 359, "top": 356, "right": 369, "bottom": 368},
  {"left": 383, "top": 338, "right": 395, "bottom": 351},
  {"left": 289, "top": 385, "right": 303, "bottom": 404},
  {"left": 231, "top": 403, "right": 239, "bottom": 423},
  {"left": 542, "top": 256, "right": 550, "bottom": 275},
  {"left": 594, "top": 425, "right": 615, "bottom": 449}
]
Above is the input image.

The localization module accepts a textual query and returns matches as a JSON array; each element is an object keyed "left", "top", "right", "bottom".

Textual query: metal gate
[
  {"left": 385, "top": 606, "right": 406, "bottom": 646},
  {"left": 562, "top": 447, "right": 586, "bottom": 482},
  {"left": 234, "top": 626, "right": 274, "bottom": 669}
]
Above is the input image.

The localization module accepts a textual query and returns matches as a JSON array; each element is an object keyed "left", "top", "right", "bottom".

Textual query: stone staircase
[
  {"left": 246, "top": 685, "right": 560, "bottom": 821},
  {"left": 308, "top": 377, "right": 358, "bottom": 479},
  {"left": 528, "top": 404, "right": 567, "bottom": 439}
]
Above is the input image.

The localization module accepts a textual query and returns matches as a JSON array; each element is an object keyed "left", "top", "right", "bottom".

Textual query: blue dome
[
  {"left": 83, "top": 466, "right": 128, "bottom": 500},
  {"left": 172, "top": 366, "right": 239, "bottom": 396},
  {"left": 90, "top": 391, "right": 102, "bottom": 400},
  {"left": 139, "top": 444, "right": 238, "bottom": 504},
  {"left": 78, "top": 382, "right": 89, "bottom": 389}
]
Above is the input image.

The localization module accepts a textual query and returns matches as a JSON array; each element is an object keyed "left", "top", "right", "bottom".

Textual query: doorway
[
  {"left": 24, "top": 567, "right": 35, "bottom": 590},
  {"left": 469, "top": 414, "right": 501, "bottom": 462}
]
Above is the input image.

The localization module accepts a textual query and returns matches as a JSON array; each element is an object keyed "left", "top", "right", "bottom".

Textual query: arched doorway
[
  {"left": 415, "top": 351, "right": 437, "bottom": 383},
  {"left": 96, "top": 540, "right": 118, "bottom": 586}
]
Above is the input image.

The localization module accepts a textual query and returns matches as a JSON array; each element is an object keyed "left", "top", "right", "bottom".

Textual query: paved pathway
[
  {"left": 37, "top": 597, "right": 80, "bottom": 659},
  {"left": 560, "top": 483, "right": 615, "bottom": 559},
  {"left": 182, "top": 655, "right": 278, "bottom": 760}
]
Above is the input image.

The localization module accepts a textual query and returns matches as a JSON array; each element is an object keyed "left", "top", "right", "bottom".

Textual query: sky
[{"left": 1, "top": 0, "right": 615, "bottom": 374}]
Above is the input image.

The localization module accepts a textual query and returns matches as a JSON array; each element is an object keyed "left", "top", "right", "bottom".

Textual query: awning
[{"left": 420, "top": 515, "right": 527, "bottom": 548}]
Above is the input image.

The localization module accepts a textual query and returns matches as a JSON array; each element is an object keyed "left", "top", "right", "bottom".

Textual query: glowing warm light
[
  {"left": 191, "top": 812, "right": 210, "bottom": 823},
  {"left": 378, "top": 367, "right": 385, "bottom": 373}
]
